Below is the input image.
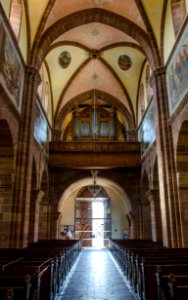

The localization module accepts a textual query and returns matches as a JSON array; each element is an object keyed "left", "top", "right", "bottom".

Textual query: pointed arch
[
  {"left": 139, "top": 83, "right": 145, "bottom": 118},
  {"left": 0, "top": 119, "right": 14, "bottom": 247},
  {"left": 146, "top": 65, "right": 153, "bottom": 104},
  {"left": 31, "top": 8, "right": 161, "bottom": 70},
  {"left": 9, "top": 0, "right": 22, "bottom": 39},
  {"left": 141, "top": 170, "right": 152, "bottom": 240},
  {"left": 176, "top": 120, "right": 188, "bottom": 246},
  {"left": 171, "top": 0, "right": 186, "bottom": 36}
]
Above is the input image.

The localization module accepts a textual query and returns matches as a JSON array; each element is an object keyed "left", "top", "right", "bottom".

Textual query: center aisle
[{"left": 59, "top": 248, "right": 136, "bottom": 300}]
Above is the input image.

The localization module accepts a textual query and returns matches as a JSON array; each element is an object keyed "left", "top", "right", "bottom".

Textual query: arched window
[
  {"left": 9, "top": 0, "right": 22, "bottom": 39},
  {"left": 171, "top": 0, "right": 186, "bottom": 37},
  {"left": 44, "top": 82, "right": 49, "bottom": 113},
  {"left": 139, "top": 84, "right": 145, "bottom": 118},
  {"left": 38, "top": 66, "right": 44, "bottom": 100},
  {"left": 146, "top": 65, "right": 153, "bottom": 104}
]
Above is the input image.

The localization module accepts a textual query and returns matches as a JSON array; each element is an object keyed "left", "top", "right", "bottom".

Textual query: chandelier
[
  {"left": 88, "top": 53, "right": 102, "bottom": 198},
  {"left": 88, "top": 170, "right": 102, "bottom": 198}
]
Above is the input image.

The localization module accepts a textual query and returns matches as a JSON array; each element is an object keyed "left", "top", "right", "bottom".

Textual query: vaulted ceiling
[{"left": 24, "top": 0, "right": 168, "bottom": 130}]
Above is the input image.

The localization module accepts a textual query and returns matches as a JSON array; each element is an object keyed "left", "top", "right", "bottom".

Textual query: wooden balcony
[{"left": 49, "top": 141, "right": 141, "bottom": 169}]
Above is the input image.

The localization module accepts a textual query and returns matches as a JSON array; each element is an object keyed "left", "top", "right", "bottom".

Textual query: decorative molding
[{"left": 169, "top": 93, "right": 188, "bottom": 124}]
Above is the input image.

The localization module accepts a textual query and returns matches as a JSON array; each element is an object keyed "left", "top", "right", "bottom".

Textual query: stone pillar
[
  {"left": 177, "top": 172, "right": 188, "bottom": 247},
  {"left": 129, "top": 200, "right": 141, "bottom": 239},
  {"left": 73, "top": 109, "right": 80, "bottom": 138},
  {"left": 28, "top": 190, "right": 45, "bottom": 243},
  {"left": 109, "top": 108, "right": 115, "bottom": 139},
  {"left": 140, "top": 199, "right": 152, "bottom": 240},
  {"left": 126, "top": 129, "right": 137, "bottom": 141},
  {"left": 151, "top": 67, "right": 182, "bottom": 247},
  {"left": 50, "top": 208, "right": 61, "bottom": 239},
  {"left": 38, "top": 196, "right": 50, "bottom": 240},
  {"left": 52, "top": 129, "right": 61, "bottom": 141},
  {"left": 146, "top": 189, "right": 162, "bottom": 242},
  {"left": 10, "top": 66, "right": 41, "bottom": 248}
]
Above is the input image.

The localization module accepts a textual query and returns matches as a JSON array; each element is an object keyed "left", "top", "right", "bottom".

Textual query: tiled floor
[{"left": 59, "top": 248, "right": 136, "bottom": 300}]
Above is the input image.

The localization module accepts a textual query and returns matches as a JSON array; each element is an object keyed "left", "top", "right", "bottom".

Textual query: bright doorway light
[{"left": 92, "top": 201, "right": 104, "bottom": 248}]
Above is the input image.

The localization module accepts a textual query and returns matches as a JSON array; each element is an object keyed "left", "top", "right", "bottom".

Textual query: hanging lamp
[{"left": 88, "top": 53, "right": 101, "bottom": 199}]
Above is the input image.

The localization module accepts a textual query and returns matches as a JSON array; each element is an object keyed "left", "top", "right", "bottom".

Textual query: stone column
[
  {"left": 151, "top": 67, "right": 182, "bottom": 247},
  {"left": 129, "top": 200, "right": 141, "bottom": 239},
  {"left": 10, "top": 66, "right": 41, "bottom": 248},
  {"left": 177, "top": 173, "right": 188, "bottom": 247},
  {"left": 146, "top": 189, "right": 162, "bottom": 242},
  {"left": 140, "top": 199, "right": 152, "bottom": 240},
  {"left": 50, "top": 207, "right": 61, "bottom": 239}
]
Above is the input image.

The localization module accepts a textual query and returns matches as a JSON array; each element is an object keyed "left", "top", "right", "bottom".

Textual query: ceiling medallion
[
  {"left": 118, "top": 55, "right": 132, "bottom": 71},
  {"left": 91, "top": 28, "right": 101, "bottom": 37},
  {"left": 92, "top": 72, "right": 98, "bottom": 80},
  {"left": 58, "top": 51, "right": 71, "bottom": 68}
]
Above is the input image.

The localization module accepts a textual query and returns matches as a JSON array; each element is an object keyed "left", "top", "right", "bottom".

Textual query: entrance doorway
[
  {"left": 75, "top": 198, "right": 111, "bottom": 247},
  {"left": 92, "top": 202, "right": 104, "bottom": 248}
]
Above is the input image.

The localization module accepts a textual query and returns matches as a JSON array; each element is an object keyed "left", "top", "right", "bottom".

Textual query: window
[
  {"left": 139, "top": 84, "right": 145, "bottom": 118},
  {"left": 44, "top": 82, "right": 49, "bottom": 114},
  {"left": 146, "top": 65, "right": 153, "bottom": 104}
]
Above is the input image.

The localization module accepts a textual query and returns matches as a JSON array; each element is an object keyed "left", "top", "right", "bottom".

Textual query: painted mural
[
  {"left": 167, "top": 22, "right": 188, "bottom": 114},
  {"left": 0, "top": 14, "right": 24, "bottom": 112},
  {"left": 34, "top": 100, "right": 50, "bottom": 148},
  {"left": 118, "top": 54, "right": 132, "bottom": 71},
  {"left": 58, "top": 51, "right": 71, "bottom": 69},
  {"left": 139, "top": 100, "right": 156, "bottom": 152}
]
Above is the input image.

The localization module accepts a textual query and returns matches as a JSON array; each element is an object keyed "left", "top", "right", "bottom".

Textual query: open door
[{"left": 75, "top": 198, "right": 111, "bottom": 247}]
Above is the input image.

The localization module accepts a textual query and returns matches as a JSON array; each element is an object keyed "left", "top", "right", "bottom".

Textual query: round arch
[
  {"left": 58, "top": 176, "right": 132, "bottom": 212},
  {"left": 58, "top": 176, "right": 132, "bottom": 240}
]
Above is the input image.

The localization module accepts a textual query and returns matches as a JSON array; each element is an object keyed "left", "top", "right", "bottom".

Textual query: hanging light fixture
[
  {"left": 88, "top": 51, "right": 102, "bottom": 199},
  {"left": 88, "top": 170, "right": 102, "bottom": 198}
]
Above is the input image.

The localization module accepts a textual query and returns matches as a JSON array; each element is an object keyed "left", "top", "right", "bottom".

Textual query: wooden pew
[
  {"left": 109, "top": 239, "right": 188, "bottom": 300},
  {"left": 0, "top": 239, "right": 81, "bottom": 299},
  {"left": 156, "top": 266, "right": 188, "bottom": 300},
  {"left": 0, "top": 259, "right": 54, "bottom": 300}
]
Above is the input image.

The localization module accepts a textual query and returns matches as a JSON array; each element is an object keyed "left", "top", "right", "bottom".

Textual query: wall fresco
[
  {"left": 167, "top": 22, "right": 188, "bottom": 114},
  {"left": 0, "top": 14, "right": 24, "bottom": 112},
  {"left": 139, "top": 100, "right": 156, "bottom": 152},
  {"left": 34, "top": 100, "right": 50, "bottom": 147}
]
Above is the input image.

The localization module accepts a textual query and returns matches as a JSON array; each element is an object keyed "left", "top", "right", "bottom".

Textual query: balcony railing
[{"left": 49, "top": 141, "right": 141, "bottom": 168}]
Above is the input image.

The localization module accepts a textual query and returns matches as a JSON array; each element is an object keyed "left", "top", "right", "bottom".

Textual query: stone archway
[
  {"left": 176, "top": 120, "right": 188, "bottom": 246},
  {"left": 57, "top": 177, "right": 132, "bottom": 241},
  {"left": 28, "top": 158, "right": 38, "bottom": 243},
  {"left": 0, "top": 120, "right": 14, "bottom": 247},
  {"left": 171, "top": 0, "right": 186, "bottom": 36},
  {"left": 141, "top": 170, "right": 152, "bottom": 240},
  {"left": 38, "top": 170, "right": 50, "bottom": 240},
  {"left": 31, "top": 8, "right": 160, "bottom": 70},
  {"left": 148, "top": 158, "right": 162, "bottom": 242}
]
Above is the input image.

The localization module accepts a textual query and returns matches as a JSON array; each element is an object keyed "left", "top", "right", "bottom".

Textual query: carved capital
[
  {"left": 25, "top": 66, "right": 42, "bottom": 86},
  {"left": 146, "top": 189, "right": 159, "bottom": 202},
  {"left": 150, "top": 67, "right": 166, "bottom": 87}
]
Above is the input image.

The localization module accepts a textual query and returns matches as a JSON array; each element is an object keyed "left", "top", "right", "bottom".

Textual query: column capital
[
  {"left": 25, "top": 65, "right": 42, "bottom": 86},
  {"left": 150, "top": 67, "right": 166, "bottom": 86},
  {"left": 146, "top": 188, "right": 158, "bottom": 197},
  {"left": 152, "top": 66, "right": 166, "bottom": 76},
  {"left": 146, "top": 189, "right": 159, "bottom": 203}
]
